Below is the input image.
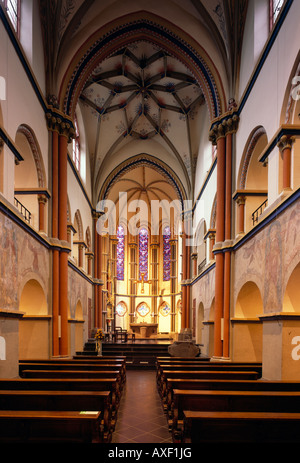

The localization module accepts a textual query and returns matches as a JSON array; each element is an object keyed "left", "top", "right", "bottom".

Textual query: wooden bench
[
  {"left": 171, "top": 389, "right": 300, "bottom": 442},
  {"left": 0, "top": 389, "right": 112, "bottom": 442},
  {"left": 19, "top": 362, "right": 125, "bottom": 386},
  {"left": 164, "top": 377, "right": 300, "bottom": 415},
  {"left": 183, "top": 410, "right": 300, "bottom": 443},
  {"left": 156, "top": 362, "right": 262, "bottom": 384},
  {"left": 20, "top": 357, "right": 127, "bottom": 379},
  {"left": 73, "top": 355, "right": 126, "bottom": 360},
  {"left": 157, "top": 356, "right": 210, "bottom": 361},
  {"left": 156, "top": 361, "right": 262, "bottom": 387},
  {"left": 0, "top": 377, "right": 120, "bottom": 411},
  {"left": 158, "top": 370, "right": 260, "bottom": 398},
  {"left": 0, "top": 410, "right": 102, "bottom": 443}
]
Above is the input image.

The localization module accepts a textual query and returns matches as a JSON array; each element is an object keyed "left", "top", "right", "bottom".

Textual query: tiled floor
[{"left": 111, "top": 369, "right": 173, "bottom": 443}]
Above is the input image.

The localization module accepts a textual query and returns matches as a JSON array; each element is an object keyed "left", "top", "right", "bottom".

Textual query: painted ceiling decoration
[
  {"left": 80, "top": 40, "right": 206, "bottom": 194},
  {"left": 61, "top": 14, "right": 224, "bottom": 120},
  {"left": 38, "top": 0, "right": 248, "bottom": 205}
]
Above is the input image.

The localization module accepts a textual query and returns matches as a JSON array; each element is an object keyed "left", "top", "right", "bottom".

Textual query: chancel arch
[{"left": 97, "top": 156, "right": 184, "bottom": 339}]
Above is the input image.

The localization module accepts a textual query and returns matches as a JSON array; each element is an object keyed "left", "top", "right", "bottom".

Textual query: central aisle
[{"left": 112, "top": 369, "right": 173, "bottom": 443}]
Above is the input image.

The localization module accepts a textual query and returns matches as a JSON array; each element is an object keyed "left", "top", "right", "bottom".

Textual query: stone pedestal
[
  {"left": 0, "top": 308, "right": 24, "bottom": 378},
  {"left": 168, "top": 341, "right": 200, "bottom": 357},
  {"left": 260, "top": 313, "right": 300, "bottom": 380}
]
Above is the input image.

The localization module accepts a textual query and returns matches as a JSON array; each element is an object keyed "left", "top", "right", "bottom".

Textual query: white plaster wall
[
  {"left": 67, "top": 162, "right": 93, "bottom": 243},
  {"left": 0, "top": 22, "right": 48, "bottom": 201},
  {"left": 236, "top": 0, "right": 300, "bottom": 205}
]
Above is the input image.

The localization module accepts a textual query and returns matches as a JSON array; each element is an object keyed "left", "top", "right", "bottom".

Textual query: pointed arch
[
  {"left": 238, "top": 126, "right": 268, "bottom": 190},
  {"left": 16, "top": 124, "right": 46, "bottom": 188},
  {"left": 59, "top": 12, "right": 226, "bottom": 122},
  {"left": 85, "top": 226, "right": 91, "bottom": 250},
  {"left": 74, "top": 209, "right": 84, "bottom": 240}
]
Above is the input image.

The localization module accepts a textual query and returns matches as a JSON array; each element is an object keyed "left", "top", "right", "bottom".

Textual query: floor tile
[{"left": 111, "top": 370, "right": 172, "bottom": 444}]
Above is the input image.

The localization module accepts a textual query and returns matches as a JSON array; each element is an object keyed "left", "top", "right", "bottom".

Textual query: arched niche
[
  {"left": 19, "top": 279, "right": 49, "bottom": 359},
  {"left": 19, "top": 279, "right": 47, "bottom": 316},
  {"left": 74, "top": 299, "right": 84, "bottom": 353},
  {"left": 237, "top": 127, "right": 268, "bottom": 233},
  {"left": 235, "top": 281, "right": 263, "bottom": 318},
  {"left": 232, "top": 281, "right": 263, "bottom": 362},
  {"left": 196, "top": 302, "right": 204, "bottom": 346},
  {"left": 283, "top": 262, "right": 300, "bottom": 312},
  {"left": 194, "top": 220, "right": 207, "bottom": 274},
  {"left": 207, "top": 297, "right": 215, "bottom": 358},
  {"left": 75, "top": 299, "right": 83, "bottom": 320},
  {"left": 14, "top": 125, "right": 46, "bottom": 231}
]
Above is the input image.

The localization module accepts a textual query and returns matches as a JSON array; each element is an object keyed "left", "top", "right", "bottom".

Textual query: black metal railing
[
  {"left": 14, "top": 197, "right": 31, "bottom": 224},
  {"left": 252, "top": 198, "right": 268, "bottom": 226},
  {"left": 198, "top": 258, "right": 206, "bottom": 275}
]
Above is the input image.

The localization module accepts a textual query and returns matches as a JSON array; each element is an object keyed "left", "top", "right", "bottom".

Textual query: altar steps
[
  {"left": 76, "top": 340, "right": 172, "bottom": 368},
  {"left": 103, "top": 342, "right": 172, "bottom": 369}
]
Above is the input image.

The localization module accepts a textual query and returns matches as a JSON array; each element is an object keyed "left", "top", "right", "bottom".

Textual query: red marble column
[
  {"left": 51, "top": 129, "right": 60, "bottom": 357},
  {"left": 58, "top": 132, "right": 69, "bottom": 356},
  {"left": 93, "top": 213, "right": 99, "bottom": 328},
  {"left": 97, "top": 231, "right": 102, "bottom": 328},
  {"left": 214, "top": 127, "right": 226, "bottom": 358},
  {"left": 278, "top": 135, "right": 295, "bottom": 191},
  {"left": 38, "top": 194, "right": 47, "bottom": 233},
  {"left": 223, "top": 130, "right": 232, "bottom": 358}
]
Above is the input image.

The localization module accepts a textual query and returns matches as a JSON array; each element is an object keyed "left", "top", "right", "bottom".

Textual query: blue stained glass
[
  {"left": 117, "top": 225, "right": 125, "bottom": 280},
  {"left": 163, "top": 226, "right": 171, "bottom": 281},
  {"left": 139, "top": 228, "right": 148, "bottom": 280}
]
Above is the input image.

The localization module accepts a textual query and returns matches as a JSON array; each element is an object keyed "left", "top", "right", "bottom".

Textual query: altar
[{"left": 130, "top": 323, "right": 158, "bottom": 338}]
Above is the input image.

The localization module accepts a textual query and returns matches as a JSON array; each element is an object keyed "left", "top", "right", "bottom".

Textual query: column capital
[
  {"left": 209, "top": 112, "right": 239, "bottom": 145},
  {"left": 236, "top": 195, "right": 246, "bottom": 206},
  {"left": 37, "top": 193, "right": 48, "bottom": 204},
  {"left": 277, "top": 135, "right": 295, "bottom": 151},
  {"left": 46, "top": 108, "right": 75, "bottom": 142}
]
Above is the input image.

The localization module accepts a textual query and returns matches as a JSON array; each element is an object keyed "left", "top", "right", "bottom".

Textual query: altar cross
[{"left": 134, "top": 273, "right": 152, "bottom": 294}]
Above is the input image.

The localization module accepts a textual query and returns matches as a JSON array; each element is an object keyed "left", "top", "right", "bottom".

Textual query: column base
[{"left": 210, "top": 356, "right": 231, "bottom": 362}]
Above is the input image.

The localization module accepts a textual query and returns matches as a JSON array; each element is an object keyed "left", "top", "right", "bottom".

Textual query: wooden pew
[
  {"left": 73, "top": 355, "right": 126, "bottom": 360},
  {"left": 0, "top": 390, "right": 112, "bottom": 442},
  {"left": 20, "top": 357, "right": 127, "bottom": 379},
  {"left": 0, "top": 377, "right": 120, "bottom": 411},
  {"left": 156, "top": 361, "right": 262, "bottom": 391},
  {"left": 156, "top": 361, "right": 262, "bottom": 384},
  {"left": 165, "top": 377, "right": 300, "bottom": 415},
  {"left": 158, "top": 369, "right": 260, "bottom": 398},
  {"left": 183, "top": 410, "right": 300, "bottom": 443},
  {"left": 19, "top": 362, "right": 125, "bottom": 386},
  {"left": 171, "top": 389, "right": 300, "bottom": 442},
  {"left": 156, "top": 357, "right": 210, "bottom": 362},
  {"left": 0, "top": 410, "right": 102, "bottom": 443}
]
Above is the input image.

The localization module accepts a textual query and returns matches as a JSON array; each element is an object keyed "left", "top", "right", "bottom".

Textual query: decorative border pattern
[
  {"left": 61, "top": 15, "right": 223, "bottom": 121},
  {"left": 99, "top": 153, "right": 187, "bottom": 208}
]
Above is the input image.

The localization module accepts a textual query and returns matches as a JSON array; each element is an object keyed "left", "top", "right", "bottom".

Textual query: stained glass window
[
  {"left": 72, "top": 117, "right": 80, "bottom": 171},
  {"left": 139, "top": 228, "right": 148, "bottom": 280},
  {"left": 137, "top": 302, "right": 150, "bottom": 317},
  {"left": 163, "top": 226, "right": 171, "bottom": 281},
  {"left": 117, "top": 225, "right": 125, "bottom": 280},
  {"left": 160, "top": 302, "right": 171, "bottom": 316},
  {"left": 116, "top": 301, "right": 127, "bottom": 317}
]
